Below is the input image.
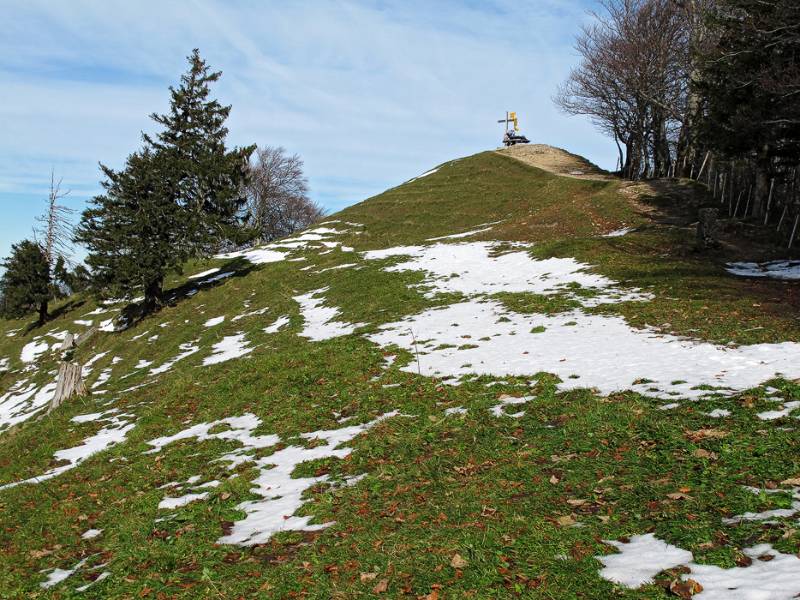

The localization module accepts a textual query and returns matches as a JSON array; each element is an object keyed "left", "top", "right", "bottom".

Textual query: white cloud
[{"left": 1, "top": 0, "right": 609, "bottom": 257}]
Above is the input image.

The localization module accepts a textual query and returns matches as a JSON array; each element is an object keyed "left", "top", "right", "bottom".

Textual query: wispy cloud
[{"left": 1, "top": 0, "right": 608, "bottom": 259}]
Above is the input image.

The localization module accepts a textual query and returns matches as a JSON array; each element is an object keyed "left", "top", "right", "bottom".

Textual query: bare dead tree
[
  {"left": 243, "top": 146, "right": 325, "bottom": 242},
  {"left": 35, "top": 171, "right": 75, "bottom": 272}
]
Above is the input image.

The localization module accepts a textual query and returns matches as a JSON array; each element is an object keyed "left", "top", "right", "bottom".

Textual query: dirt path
[{"left": 496, "top": 144, "right": 613, "bottom": 181}]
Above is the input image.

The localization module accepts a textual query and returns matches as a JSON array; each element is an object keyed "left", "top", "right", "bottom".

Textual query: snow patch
[
  {"left": 490, "top": 394, "right": 534, "bottom": 418},
  {"left": 263, "top": 315, "right": 290, "bottom": 334},
  {"left": 81, "top": 528, "right": 103, "bottom": 540},
  {"left": 202, "top": 333, "right": 253, "bottom": 366},
  {"left": 21, "top": 339, "right": 49, "bottom": 363},
  {"left": 0, "top": 381, "right": 57, "bottom": 432},
  {"left": 204, "top": 316, "right": 225, "bottom": 328},
  {"left": 362, "top": 241, "right": 647, "bottom": 304},
  {"left": 146, "top": 412, "right": 398, "bottom": 546},
  {"left": 706, "top": 408, "right": 731, "bottom": 418},
  {"left": 189, "top": 268, "right": 220, "bottom": 279},
  {"left": 727, "top": 260, "right": 800, "bottom": 280},
  {"left": 40, "top": 557, "right": 89, "bottom": 589},
  {"left": 1, "top": 413, "right": 135, "bottom": 489},
  {"left": 603, "top": 227, "right": 634, "bottom": 238},
  {"left": 294, "top": 288, "right": 364, "bottom": 341},
  {"left": 367, "top": 300, "right": 800, "bottom": 398},
  {"left": 597, "top": 533, "right": 693, "bottom": 588},
  {"left": 427, "top": 225, "right": 496, "bottom": 241},
  {"left": 158, "top": 492, "right": 210, "bottom": 510},
  {"left": 756, "top": 401, "right": 800, "bottom": 421},
  {"left": 149, "top": 342, "right": 200, "bottom": 375},
  {"left": 598, "top": 534, "right": 800, "bottom": 599}
]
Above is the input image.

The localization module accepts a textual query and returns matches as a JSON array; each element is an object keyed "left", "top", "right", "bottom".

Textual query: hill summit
[{"left": 2, "top": 148, "right": 800, "bottom": 598}]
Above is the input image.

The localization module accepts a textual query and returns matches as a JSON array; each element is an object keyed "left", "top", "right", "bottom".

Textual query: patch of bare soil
[{"left": 496, "top": 144, "right": 613, "bottom": 181}]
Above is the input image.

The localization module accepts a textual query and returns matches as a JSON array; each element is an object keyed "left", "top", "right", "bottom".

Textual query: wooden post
[
  {"left": 789, "top": 214, "right": 800, "bottom": 249},
  {"left": 696, "top": 151, "right": 710, "bottom": 181},
  {"left": 777, "top": 204, "right": 788, "bottom": 231},
  {"left": 763, "top": 178, "right": 776, "bottom": 225},
  {"left": 734, "top": 190, "right": 744, "bottom": 217},
  {"left": 744, "top": 185, "right": 752, "bottom": 217}
]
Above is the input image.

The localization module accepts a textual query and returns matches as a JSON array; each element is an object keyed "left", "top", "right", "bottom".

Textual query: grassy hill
[{"left": 1, "top": 149, "right": 800, "bottom": 598}]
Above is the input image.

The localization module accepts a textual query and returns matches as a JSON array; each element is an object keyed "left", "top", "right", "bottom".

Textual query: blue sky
[{"left": 0, "top": 0, "right": 609, "bottom": 264}]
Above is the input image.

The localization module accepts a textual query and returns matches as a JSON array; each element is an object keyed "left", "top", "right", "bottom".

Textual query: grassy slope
[{"left": 0, "top": 152, "right": 798, "bottom": 598}]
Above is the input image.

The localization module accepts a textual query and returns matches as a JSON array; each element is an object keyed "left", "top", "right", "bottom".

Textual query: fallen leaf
[
  {"left": 667, "top": 492, "right": 692, "bottom": 500},
  {"left": 757, "top": 553, "right": 774, "bottom": 562},
  {"left": 685, "top": 429, "right": 727, "bottom": 442},
  {"left": 735, "top": 554, "right": 753, "bottom": 567},
  {"left": 360, "top": 572, "right": 378, "bottom": 582},
  {"left": 450, "top": 553, "right": 468, "bottom": 569},
  {"left": 556, "top": 515, "right": 576, "bottom": 527},
  {"left": 549, "top": 475, "right": 560, "bottom": 484},
  {"left": 669, "top": 578, "right": 703, "bottom": 598},
  {"left": 781, "top": 477, "right": 800, "bottom": 486},
  {"left": 373, "top": 578, "right": 389, "bottom": 593},
  {"left": 692, "top": 449, "right": 718, "bottom": 460}
]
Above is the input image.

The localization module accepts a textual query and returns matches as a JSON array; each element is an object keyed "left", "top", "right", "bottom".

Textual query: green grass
[{"left": 1, "top": 151, "right": 799, "bottom": 598}]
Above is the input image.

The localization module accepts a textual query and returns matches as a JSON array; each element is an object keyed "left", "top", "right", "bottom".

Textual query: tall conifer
[{"left": 76, "top": 50, "right": 253, "bottom": 311}]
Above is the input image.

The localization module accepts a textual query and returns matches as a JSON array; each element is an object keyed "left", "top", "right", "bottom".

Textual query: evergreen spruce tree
[
  {"left": 76, "top": 149, "right": 180, "bottom": 309},
  {"left": 144, "top": 49, "right": 254, "bottom": 253},
  {"left": 76, "top": 50, "right": 253, "bottom": 312},
  {"left": 0, "top": 240, "right": 51, "bottom": 323}
]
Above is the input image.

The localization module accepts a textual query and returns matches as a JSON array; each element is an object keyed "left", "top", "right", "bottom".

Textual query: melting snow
[
  {"left": 0, "top": 381, "right": 57, "bottom": 431},
  {"left": 490, "top": 394, "right": 534, "bottom": 418},
  {"left": 204, "top": 316, "right": 225, "bottom": 327},
  {"left": 81, "top": 529, "right": 103, "bottom": 540},
  {"left": 91, "top": 368, "right": 112, "bottom": 390},
  {"left": 362, "top": 241, "right": 646, "bottom": 304},
  {"left": 0, "top": 413, "right": 135, "bottom": 490},
  {"left": 40, "top": 557, "right": 89, "bottom": 589},
  {"left": 597, "top": 533, "right": 693, "bottom": 588},
  {"left": 158, "top": 492, "right": 209, "bottom": 510},
  {"left": 603, "top": 227, "right": 634, "bottom": 238},
  {"left": 727, "top": 260, "right": 800, "bottom": 280},
  {"left": 216, "top": 247, "right": 286, "bottom": 265},
  {"left": 294, "top": 288, "right": 365, "bottom": 341},
  {"left": 98, "top": 318, "right": 119, "bottom": 332},
  {"left": 149, "top": 342, "right": 200, "bottom": 375},
  {"left": 202, "top": 333, "right": 253, "bottom": 366},
  {"left": 756, "top": 401, "right": 800, "bottom": 421},
  {"left": 706, "top": 408, "right": 731, "bottom": 418},
  {"left": 427, "top": 222, "right": 500, "bottom": 241},
  {"left": 146, "top": 412, "right": 398, "bottom": 546},
  {"left": 189, "top": 268, "right": 221, "bottom": 279},
  {"left": 263, "top": 315, "right": 290, "bottom": 334},
  {"left": 232, "top": 306, "right": 270, "bottom": 321},
  {"left": 358, "top": 242, "right": 800, "bottom": 398},
  {"left": 21, "top": 339, "right": 50, "bottom": 363},
  {"left": 598, "top": 534, "right": 800, "bottom": 598},
  {"left": 368, "top": 300, "right": 800, "bottom": 398},
  {"left": 75, "top": 571, "right": 109, "bottom": 591}
]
